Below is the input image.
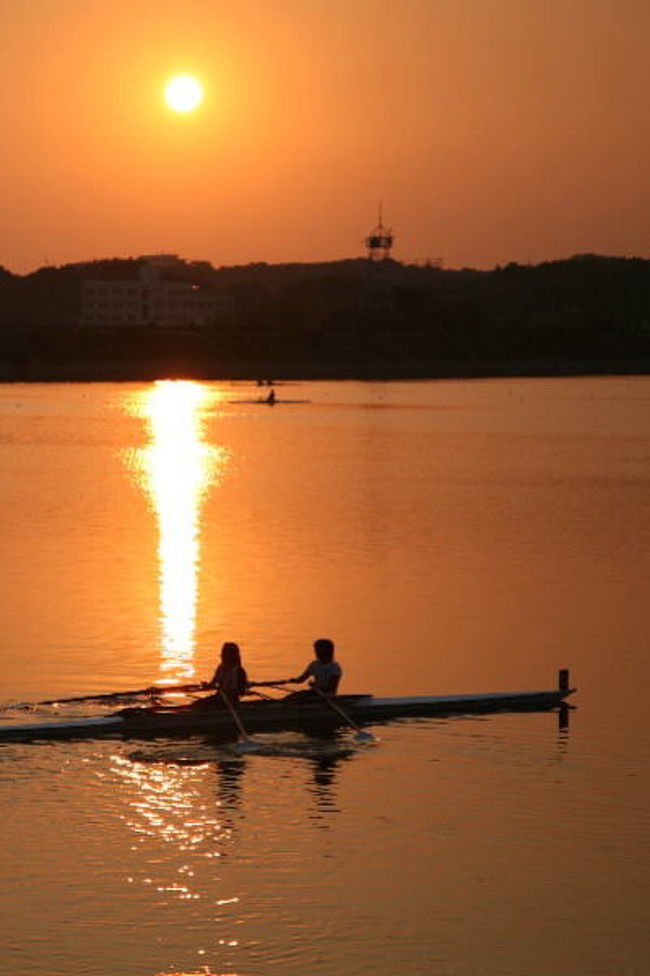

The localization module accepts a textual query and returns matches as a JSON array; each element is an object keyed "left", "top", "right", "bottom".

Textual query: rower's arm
[
  {"left": 249, "top": 673, "right": 309, "bottom": 686},
  {"left": 289, "top": 668, "right": 310, "bottom": 684}
]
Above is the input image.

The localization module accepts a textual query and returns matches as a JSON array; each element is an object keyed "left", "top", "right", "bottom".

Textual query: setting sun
[{"left": 164, "top": 74, "right": 203, "bottom": 113}]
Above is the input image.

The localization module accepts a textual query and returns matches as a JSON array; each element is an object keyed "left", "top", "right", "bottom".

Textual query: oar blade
[
  {"left": 354, "top": 729, "right": 377, "bottom": 743},
  {"left": 309, "top": 686, "right": 380, "bottom": 744},
  {"left": 234, "top": 737, "right": 259, "bottom": 754}
]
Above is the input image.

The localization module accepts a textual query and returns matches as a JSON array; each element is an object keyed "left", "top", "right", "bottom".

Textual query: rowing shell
[
  {"left": 0, "top": 686, "right": 575, "bottom": 744},
  {"left": 228, "top": 399, "right": 310, "bottom": 405}
]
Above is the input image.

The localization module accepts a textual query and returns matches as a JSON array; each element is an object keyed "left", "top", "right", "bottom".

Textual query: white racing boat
[{"left": 0, "top": 671, "right": 575, "bottom": 744}]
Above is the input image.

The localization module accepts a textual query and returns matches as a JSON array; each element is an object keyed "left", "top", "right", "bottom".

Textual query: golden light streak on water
[
  {"left": 124, "top": 381, "right": 227, "bottom": 681},
  {"left": 110, "top": 753, "right": 232, "bottom": 854}
]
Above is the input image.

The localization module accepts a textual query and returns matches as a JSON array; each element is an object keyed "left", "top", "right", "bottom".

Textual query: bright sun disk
[{"left": 165, "top": 75, "right": 203, "bottom": 113}]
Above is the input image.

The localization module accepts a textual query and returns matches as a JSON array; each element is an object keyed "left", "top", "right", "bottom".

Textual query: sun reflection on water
[
  {"left": 108, "top": 751, "right": 245, "bottom": 974},
  {"left": 112, "top": 755, "right": 232, "bottom": 847},
  {"left": 124, "top": 381, "right": 227, "bottom": 680}
]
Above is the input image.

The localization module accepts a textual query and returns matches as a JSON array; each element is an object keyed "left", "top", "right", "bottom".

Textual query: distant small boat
[
  {"left": 0, "top": 672, "right": 575, "bottom": 744},
  {"left": 229, "top": 398, "right": 310, "bottom": 405}
]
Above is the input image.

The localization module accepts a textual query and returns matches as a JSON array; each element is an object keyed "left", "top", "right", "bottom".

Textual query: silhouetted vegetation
[{"left": 0, "top": 254, "right": 649, "bottom": 379}]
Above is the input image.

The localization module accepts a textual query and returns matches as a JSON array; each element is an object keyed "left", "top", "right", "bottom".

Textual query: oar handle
[{"left": 248, "top": 680, "right": 293, "bottom": 688}]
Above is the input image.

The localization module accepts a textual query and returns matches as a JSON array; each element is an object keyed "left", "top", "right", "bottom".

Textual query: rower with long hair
[{"left": 209, "top": 642, "right": 249, "bottom": 703}]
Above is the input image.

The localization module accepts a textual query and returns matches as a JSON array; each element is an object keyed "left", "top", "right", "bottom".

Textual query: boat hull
[{"left": 0, "top": 688, "right": 575, "bottom": 744}]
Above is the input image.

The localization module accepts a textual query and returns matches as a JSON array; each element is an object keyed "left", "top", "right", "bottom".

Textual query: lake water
[{"left": 0, "top": 377, "right": 649, "bottom": 976}]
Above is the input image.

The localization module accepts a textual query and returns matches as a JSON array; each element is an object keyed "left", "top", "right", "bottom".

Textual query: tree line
[{"left": 0, "top": 254, "right": 648, "bottom": 379}]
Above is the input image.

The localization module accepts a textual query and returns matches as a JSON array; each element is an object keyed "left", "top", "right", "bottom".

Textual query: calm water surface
[{"left": 1, "top": 378, "right": 649, "bottom": 976}]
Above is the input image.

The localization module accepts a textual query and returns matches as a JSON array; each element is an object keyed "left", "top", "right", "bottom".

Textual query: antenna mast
[{"left": 365, "top": 203, "right": 394, "bottom": 261}]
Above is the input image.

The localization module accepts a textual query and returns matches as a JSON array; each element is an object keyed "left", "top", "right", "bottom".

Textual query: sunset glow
[{"left": 0, "top": 2, "right": 648, "bottom": 271}]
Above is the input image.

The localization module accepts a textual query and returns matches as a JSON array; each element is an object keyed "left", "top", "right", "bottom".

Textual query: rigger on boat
[{"left": 0, "top": 670, "right": 575, "bottom": 744}]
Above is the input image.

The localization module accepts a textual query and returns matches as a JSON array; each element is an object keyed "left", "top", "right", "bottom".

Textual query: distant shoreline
[
  {"left": 2, "top": 255, "right": 649, "bottom": 382},
  {"left": 1, "top": 357, "right": 649, "bottom": 383}
]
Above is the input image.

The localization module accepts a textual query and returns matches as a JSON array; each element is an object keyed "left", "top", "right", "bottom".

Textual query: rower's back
[{"left": 212, "top": 641, "right": 249, "bottom": 702}]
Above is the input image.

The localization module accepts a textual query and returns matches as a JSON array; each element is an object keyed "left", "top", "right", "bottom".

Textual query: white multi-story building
[{"left": 80, "top": 256, "right": 233, "bottom": 328}]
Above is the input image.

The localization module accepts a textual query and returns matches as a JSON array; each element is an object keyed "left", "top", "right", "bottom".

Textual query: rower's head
[
  {"left": 221, "top": 642, "right": 241, "bottom": 666},
  {"left": 314, "top": 638, "right": 334, "bottom": 663}
]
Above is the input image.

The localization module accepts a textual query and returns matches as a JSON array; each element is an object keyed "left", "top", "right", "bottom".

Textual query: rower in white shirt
[{"left": 288, "top": 638, "right": 342, "bottom": 695}]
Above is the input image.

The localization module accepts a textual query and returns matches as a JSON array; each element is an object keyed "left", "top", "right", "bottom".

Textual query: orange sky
[{"left": 1, "top": 0, "right": 649, "bottom": 273}]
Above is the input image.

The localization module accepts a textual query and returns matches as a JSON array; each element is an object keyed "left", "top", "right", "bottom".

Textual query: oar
[
  {"left": 311, "top": 687, "right": 377, "bottom": 743},
  {"left": 247, "top": 688, "right": 276, "bottom": 701},
  {"left": 248, "top": 680, "right": 292, "bottom": 688},
  {"left": 2, "top": 680, "right": 212, "bottom": 710},
  {"left": 264, "top": 682, "right": 376, "bottom": 743},
  {"left": 219, "top": 690, "right": 259, "bottom": 753}
]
